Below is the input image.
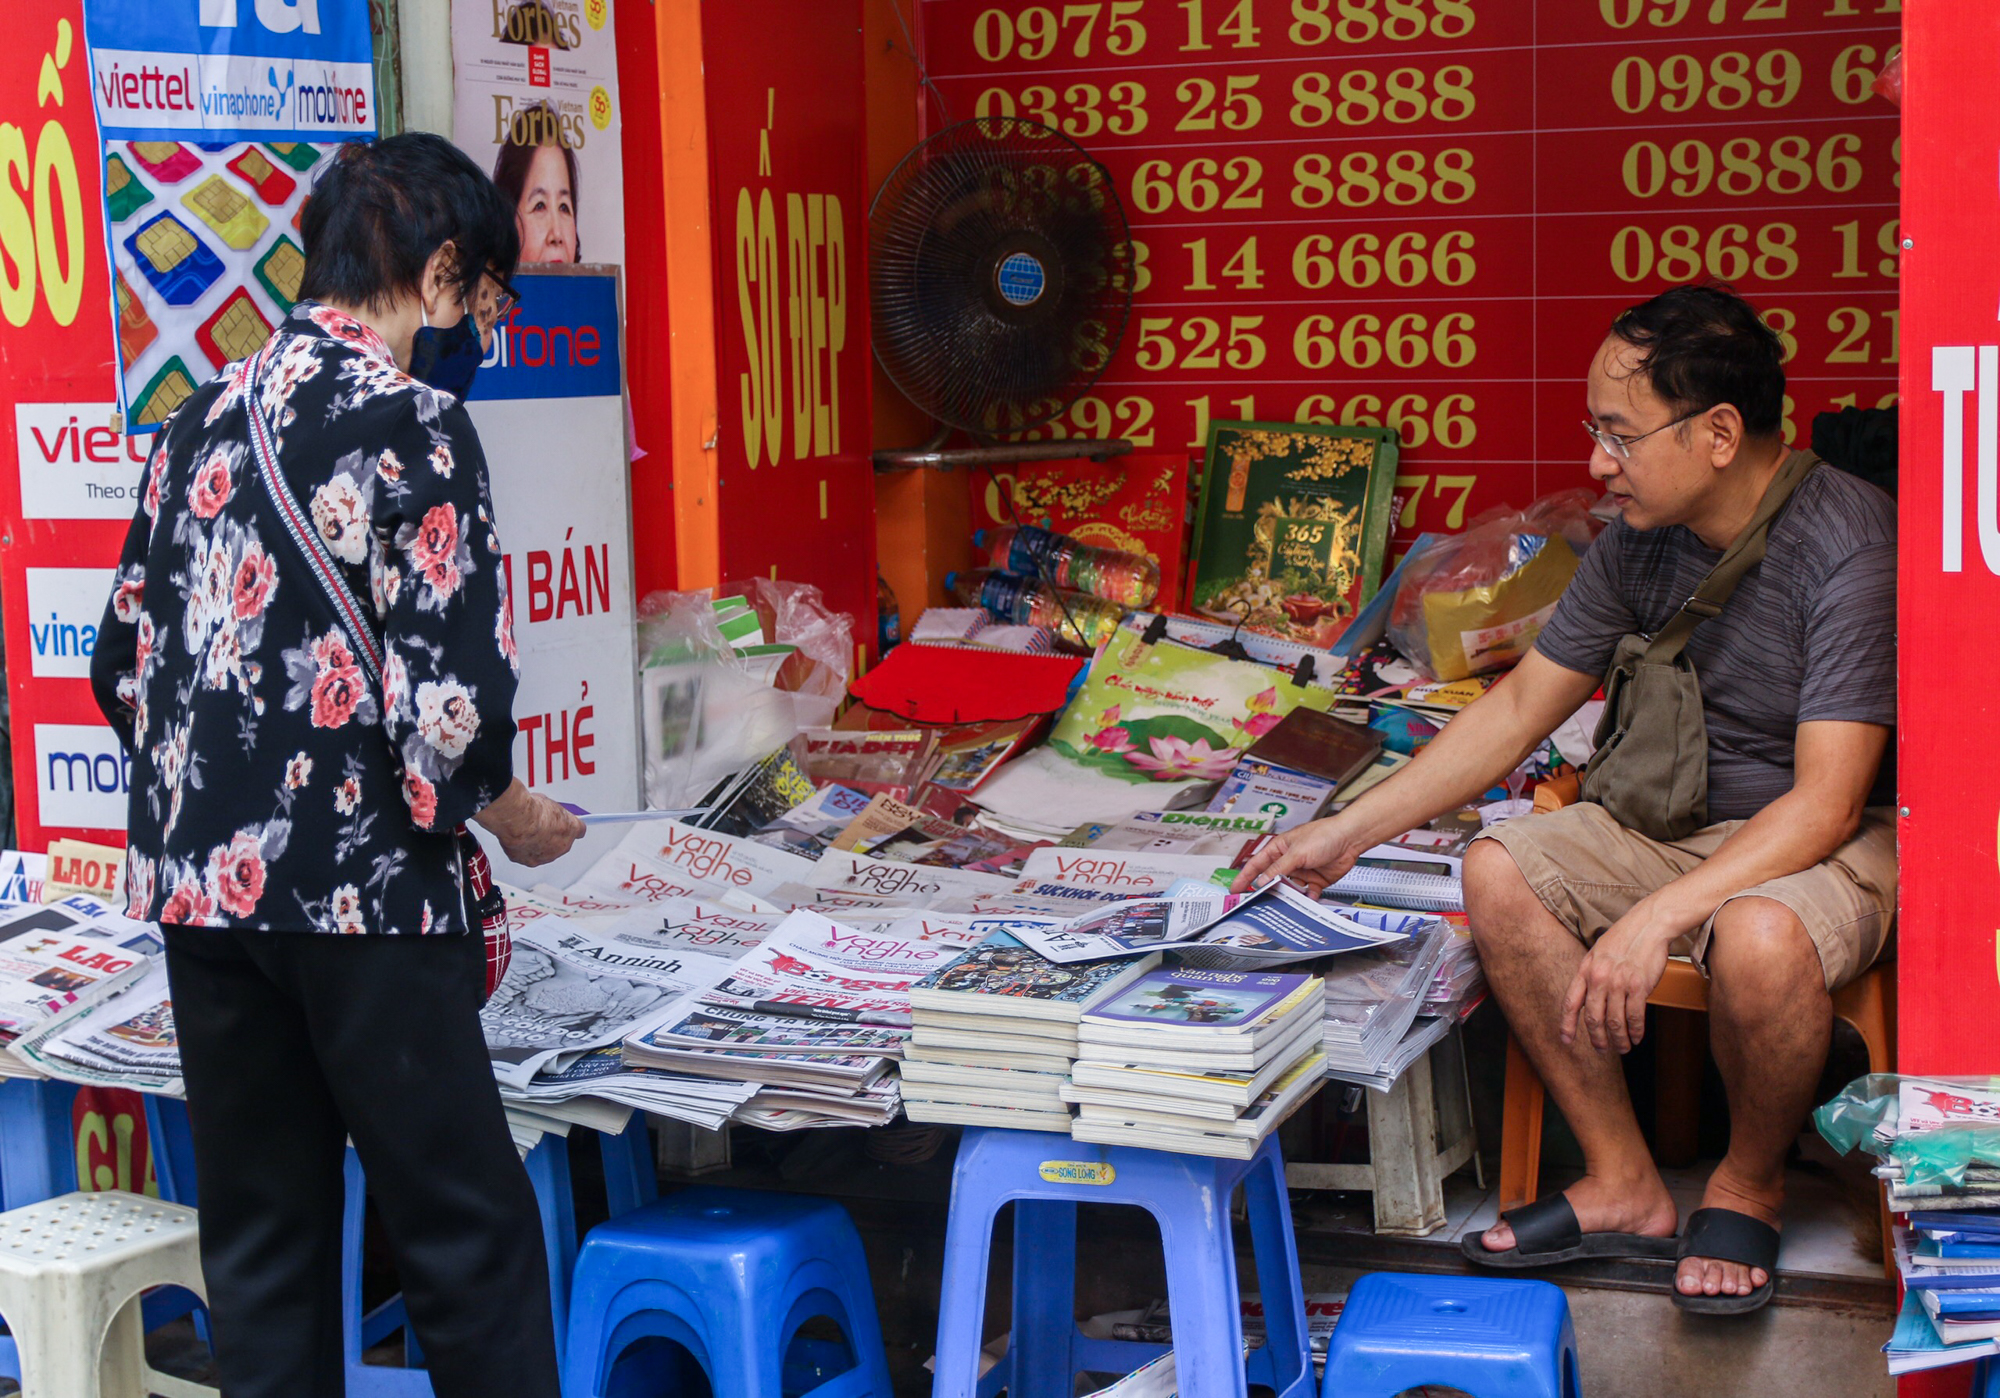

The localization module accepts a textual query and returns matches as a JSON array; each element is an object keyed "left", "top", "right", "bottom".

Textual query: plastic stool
[
  {"left": 344, "top": 1116, "right": 660, "bottom": 1395},
  {"left": 562, "top": 1185, "right": 894, "bottom": 1398},
  {"left": 0, "top": 1189, "right": 215, "bottom": 1398},
  {"left": 0, "top": 1083, "right": 207, "bottom": 1380},
  {"left": 1321, "top": 1272, "right": 1580, "bottom": 1398},
  {"left": 931, "top": 1128, "right": 1314, "bottom": 1398}
]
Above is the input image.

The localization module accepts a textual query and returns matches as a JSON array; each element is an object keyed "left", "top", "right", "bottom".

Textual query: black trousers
[{"left": 163, "top": 925, "right": 559, "bottom": 1398}]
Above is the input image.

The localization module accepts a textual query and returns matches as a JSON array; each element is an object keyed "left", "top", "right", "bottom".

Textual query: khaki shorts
[{"left": 1470, "top": 802, "right": 1897, "bottom": 991}]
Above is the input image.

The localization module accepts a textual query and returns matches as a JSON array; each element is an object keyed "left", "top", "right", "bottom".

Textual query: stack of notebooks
[
  {"left": 900, "top": 933, "right": 1160, "bottom": 1132},
  {"left": 1888, "top": 1214, "right": 2000, "bottom": 1373},
  {"left": 1063, "top": 967, "right": 1326, "bottom": 1159}
]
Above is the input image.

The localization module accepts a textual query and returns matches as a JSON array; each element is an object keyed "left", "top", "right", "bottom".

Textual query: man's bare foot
[
  {"left": 1480, "top": 1167, "right": 1677, "bottom": 1254},
  {"left": 1677, "top": 1164, "right": 1783, "bottom": 1298}
]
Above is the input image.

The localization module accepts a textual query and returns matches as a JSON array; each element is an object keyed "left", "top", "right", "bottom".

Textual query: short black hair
[
  {"left": 1608, "top": 283, "right": 1786, "bottom": 439},
  {"left": 298, "top": 134, "right": 521, "bottom": 313}
]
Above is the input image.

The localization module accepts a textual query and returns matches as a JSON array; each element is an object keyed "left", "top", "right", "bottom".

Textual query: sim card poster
[
  {"left": 919, "top": 0, "right": 1902, "bottom": 553},
  {"left": 80, "top": 0, "right": 378, "bottom": 432}
]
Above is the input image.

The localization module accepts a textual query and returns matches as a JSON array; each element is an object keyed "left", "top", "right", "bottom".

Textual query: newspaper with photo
[
  {"left": 482, "top": 918, "right": 738, "bottom": 1090},
  {"left": 18, "top": 959, "right": 182, "bottom": 1095},
  {"left": 631, "top": 910, "right": 979, "bottom": 1058},
  {"left": 1007, "top": 885, "right": 1272, "bottom": 966},
  {"left": 0, "top": 902, "right": 153, "bottom": 1041}
]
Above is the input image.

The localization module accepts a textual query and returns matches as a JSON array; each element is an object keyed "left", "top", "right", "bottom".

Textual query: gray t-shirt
[{"left": 1535, "top": 456, "right": 1896, "bottom": 821}]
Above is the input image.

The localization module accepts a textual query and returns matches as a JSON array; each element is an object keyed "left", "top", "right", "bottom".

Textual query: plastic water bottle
[
  {"left": 975, "top": 524, "right": 1161, "bottom": 609},
  {"left": 945, "top": 569, "right": 1126, "bottom": 651}
]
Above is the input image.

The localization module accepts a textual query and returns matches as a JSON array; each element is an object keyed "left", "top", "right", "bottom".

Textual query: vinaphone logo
[{"left": 1, "top": 19, "right": 89, "bottom": 331}]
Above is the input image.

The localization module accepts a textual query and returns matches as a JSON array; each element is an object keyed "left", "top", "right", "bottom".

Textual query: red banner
[
  {"left": 702, "top": 0, "right": 878, "bottom": 654},
  {"left": 0, "top": 6, "right": 128, "bottom": 852},
  {"left": 920, "top": 0, "right": 1901, "bottom": 549},
  {"left": 1898, "top": 2, "right": 1993, "bottom": 1087}
]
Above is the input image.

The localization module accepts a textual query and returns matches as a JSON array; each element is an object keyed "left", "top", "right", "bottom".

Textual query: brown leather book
[{"left": 1243, "top": 708, "right": 1385, "bottom": 789}]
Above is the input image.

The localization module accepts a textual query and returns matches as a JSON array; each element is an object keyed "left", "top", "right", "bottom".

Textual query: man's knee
[
  {"left": 1707, "top": 896, "right": 1825, "bottom": 1002},
  {"left": 1464, "top": 839, "right": 1551, "bottom": 952}
]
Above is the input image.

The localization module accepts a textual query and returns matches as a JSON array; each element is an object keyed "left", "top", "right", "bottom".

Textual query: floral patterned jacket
[{"left": 90, "top": 302, "right": 520, "bottom": 935}]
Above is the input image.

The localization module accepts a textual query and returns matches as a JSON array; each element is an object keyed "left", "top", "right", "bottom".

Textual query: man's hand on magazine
[
  {"left": 1229, "top": 816, "right": 1370, "bottom": 896},
  {"left": 474, "top": 780, "right": 586, "bottom": 867}
]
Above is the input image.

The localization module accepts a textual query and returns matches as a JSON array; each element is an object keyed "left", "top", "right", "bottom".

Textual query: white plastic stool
[{"left": 0, "top": 1190, "right": 216, "bottom": 1398}]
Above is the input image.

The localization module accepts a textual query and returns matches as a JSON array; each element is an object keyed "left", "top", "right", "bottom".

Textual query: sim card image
[
  {"left": 104, "top": 153, "right": 154, "bottom": 223},
  {"left": 254, "top": 236, "right": 306, "bottom": 311},
  {"left": 180, "top": 175, "right": 270, "bottom": 250},
  {"left": 127, "top": 141, "right": 202, "bottom": 184},
  {"left": 262, "top": 142, "right": 322, "bottom": 172},
  {"left": 115, "top": 272, "right": 159, "bottom": 364},
  {"left": 123, "top": 212, "right": 224, "bottom": 305},
  {"left": 227, "top": 147, "right": 297, "bottom": 206},
  {"left": 196, "top": 287, "right": 275, "bottom": 368},
  {"left": 133, "top": 357, "right": 200, "bottom": 428}
]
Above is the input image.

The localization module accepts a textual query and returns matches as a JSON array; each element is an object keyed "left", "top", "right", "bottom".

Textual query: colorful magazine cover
[
  {"left": 1084, "top": 968, "right": 1307, "bottom": 1030},
  {"left": 1188, "top": 421, "right": 1400, "bottom": 647}
]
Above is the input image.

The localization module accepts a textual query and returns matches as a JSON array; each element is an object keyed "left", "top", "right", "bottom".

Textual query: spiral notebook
[{"left": 1328, "top": 845, "right": 1464, "bottom": 913}]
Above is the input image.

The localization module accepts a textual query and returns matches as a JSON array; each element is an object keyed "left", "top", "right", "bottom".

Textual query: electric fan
[{"left": 870, "top": 117, "right": 1135, "bottom": 441}]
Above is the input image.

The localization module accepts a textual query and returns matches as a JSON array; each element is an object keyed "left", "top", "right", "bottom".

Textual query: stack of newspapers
[
  {"left": 480, "top": 914, "right": 756, "bottom": 1136},
  {"left": 4, "top": 897, "right": 176, "bottom": 1091},
  {"left": 621, "top": 909, "right": 976, "bottom": 1130},
  {"left": 1319, "top": 923, "right": 1454, "bottom": 1090},
  {"left": 902, "top": 933, "right": 1160, "bottom": 1131},
  {"left": 1064, "top": 966, "right": 1326, "bottom": 1159}
]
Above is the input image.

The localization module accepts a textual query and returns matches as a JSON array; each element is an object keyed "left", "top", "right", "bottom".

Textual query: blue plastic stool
[
  {"left": 1321, "top": 1272, "right": 1581, "bottom": 1398},
  {"left": 1977, "top": 1356, "right": 2000, "bottom": 1396},
  {"left": 561, "top": 1184, "right": 894, "bottom": 1398},
  {"left": 931, "top": 1128, "right": 1314, "bottom": 1398},
  {"left": 344, "top": 1115, "right": 659, "bottom": 1395}
]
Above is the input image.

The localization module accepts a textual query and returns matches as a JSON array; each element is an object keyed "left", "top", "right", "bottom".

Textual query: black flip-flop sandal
[
  {"left": 1461, "top": 1193, "right": 1681, "bottom": 1269},
  {"left": 1672, "top": 1207, "right": 1780, "bottom": 1315}
]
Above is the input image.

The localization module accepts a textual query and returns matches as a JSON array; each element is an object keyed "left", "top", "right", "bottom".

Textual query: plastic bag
[
  {"left": 635, "top": 588, "right": 810, "bottom": 810},
  {"left": 1387, "top": 489, "right": 1604, "bottom": 682},
  {"left": 722, "top": 577, "right": 854, "bottom": 729},
  {"left": 1815, "top": 1073, "right": 2000, "bottom": 1190}
]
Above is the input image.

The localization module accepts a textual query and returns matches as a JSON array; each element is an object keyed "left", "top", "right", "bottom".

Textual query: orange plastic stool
[{"left": 1495, "top": 958, "right": 1896, "bottom": 1277}]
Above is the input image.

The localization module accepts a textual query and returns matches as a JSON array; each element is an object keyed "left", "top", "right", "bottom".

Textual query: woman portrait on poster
[{"left": 493, "top": 102, "right": 580, "bottom": 265}]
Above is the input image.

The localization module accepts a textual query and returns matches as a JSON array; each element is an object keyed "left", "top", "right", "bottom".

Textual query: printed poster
[
  {"left": 81, "top": 0, "right": 379, "bottom": 431},
  {"left": 451, "top": 0, "right": 623, "bottom": 266}
]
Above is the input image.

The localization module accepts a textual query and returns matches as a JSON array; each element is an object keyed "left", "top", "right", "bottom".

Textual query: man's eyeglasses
[{"left": 1582, "top": 408, "right": 1705, "bottom": 462}]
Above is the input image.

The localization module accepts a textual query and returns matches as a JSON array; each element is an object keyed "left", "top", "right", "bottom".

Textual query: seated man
[{"left": 1234, "top": 283, "right": 1896, "bottom": 1315}]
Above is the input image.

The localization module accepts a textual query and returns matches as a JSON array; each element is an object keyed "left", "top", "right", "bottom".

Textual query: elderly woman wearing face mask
[{"left": 90, "top": 133, "right": 582, "bottom": 1398}]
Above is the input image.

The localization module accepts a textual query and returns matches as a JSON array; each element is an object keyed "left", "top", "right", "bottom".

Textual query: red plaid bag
[{"left": 459, "top": 828, "right": 511, "bottom": 998}]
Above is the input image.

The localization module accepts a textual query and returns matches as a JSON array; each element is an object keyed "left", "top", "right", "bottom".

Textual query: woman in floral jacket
[{"left": 90, "top": 135, "right": 581, "bottom": 1398}]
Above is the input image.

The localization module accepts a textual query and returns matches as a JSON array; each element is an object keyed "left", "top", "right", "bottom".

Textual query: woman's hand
[{"left": 473, "top": 779, "right": 585, "bottom": 867}]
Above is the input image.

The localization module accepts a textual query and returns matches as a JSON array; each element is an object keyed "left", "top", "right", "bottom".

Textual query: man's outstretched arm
[{"left": 1232, "top": 649, "right": 1602, "bottom": 894}]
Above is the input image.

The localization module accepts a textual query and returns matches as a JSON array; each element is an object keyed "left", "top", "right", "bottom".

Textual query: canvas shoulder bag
[
  {"left": 243, "top": 338, "right": 512, "bottom": 988},
  {"left": 1576, "top": 448, "right": 1818, "bottom": 843}
]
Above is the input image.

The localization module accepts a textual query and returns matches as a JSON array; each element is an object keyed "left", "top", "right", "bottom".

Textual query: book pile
[
  {"left": 901, "top": 933, "right": 1160, "bottom": 1132},
  {"left": 1063, "top": 967, "right": 1326, "bottom": 1159},
  {"left": 1889, "top": 1215, "right": 2000, "bottom": 1374}
]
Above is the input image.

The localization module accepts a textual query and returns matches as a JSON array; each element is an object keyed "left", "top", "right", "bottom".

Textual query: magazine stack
[
  {"left": 901, "top": 932, "right": 1160, "bottom": 1132},
  {"left": 622, "top": 909, "right": 976, "bottom": 1129},
  {"left": 1063, "top": 967, "right": 1325, "bottom": 1159}
]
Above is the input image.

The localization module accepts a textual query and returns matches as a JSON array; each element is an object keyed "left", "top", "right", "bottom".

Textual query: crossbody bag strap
[
  {"left": 1639, "top": 449, "right": 1818, "bottom": 665},
  {"left": 243, "top": 337, "right": 385, "bottom": 690}
]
